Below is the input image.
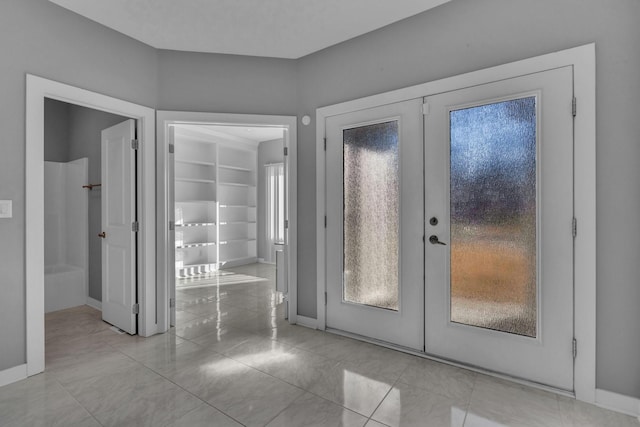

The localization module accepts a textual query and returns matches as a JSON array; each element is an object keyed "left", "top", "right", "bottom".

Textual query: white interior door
[
  {"left": 424, "top": 67, "right": 574, "bottom": 389},
  {"left": 101, "top": 119, "right": 137, "bottom": 334},
  {"left": 325, "top": 99, "right": 424, "bottom": 350}
]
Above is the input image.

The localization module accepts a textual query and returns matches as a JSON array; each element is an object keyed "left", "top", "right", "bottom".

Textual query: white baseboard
[
  {"left": 86, "top": 297, "right": 102, "bottom": 311},
  {"left": 0, "top": 364, "right": 27, "bottom": 387},
  {"left": 258, "top": 259, "right": 276, "bottom": 265},
  {"left": 595, "top": 388, "right": 640, "bottom": 418},
  {"left": 295, "top": 315, "right": 317, "bottom": 329}
]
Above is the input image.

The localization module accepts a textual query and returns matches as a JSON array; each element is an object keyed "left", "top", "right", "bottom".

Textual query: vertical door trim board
[
  {"left": 316, "top": 44, "right": 595, "bottom": 403},
  {"left": 156, "top": 111, "right": 298, "bottom": 331},
  {"left": 25, "top": 75, "right": 157, "bottom": 376}
]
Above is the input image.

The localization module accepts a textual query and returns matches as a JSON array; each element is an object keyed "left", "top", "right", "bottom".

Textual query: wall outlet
[{"left": 0, "top": 200, "right": 12, "bottom": 218}]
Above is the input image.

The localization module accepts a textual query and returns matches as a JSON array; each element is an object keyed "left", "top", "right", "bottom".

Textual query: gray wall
[
  {"left": 257, "top": 138, "right": 284, "bottom": 260},
  {"left": 44, "top": 99, "right": 128, "bottom": 302},
  {"left": 296, "top": 0, "right": 640, "bottom": 398},
  {"left": 157, "top": 50, "right": 297, "bottom": 115},
  {"left": 0, "top": 0, "right": 157, "bottom": 371},
  {"left": 44, "top": 99, "right": 70, "bottom": 162}
]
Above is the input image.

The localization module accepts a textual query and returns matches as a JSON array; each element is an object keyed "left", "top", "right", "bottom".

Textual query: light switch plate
[{"left": 0, "top": 200, "right": 12, "bottom": 218}]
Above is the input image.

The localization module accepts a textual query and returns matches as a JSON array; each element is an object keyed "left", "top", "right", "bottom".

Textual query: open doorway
[
  {"left": 156, "top": 112, "right": 297, "bottom": 335},
  {"left": 25, "top": 75, "right": 156, "bottom": 377},
  {"left": 43, "top": 99, "right": 130, "bottom": 313}
]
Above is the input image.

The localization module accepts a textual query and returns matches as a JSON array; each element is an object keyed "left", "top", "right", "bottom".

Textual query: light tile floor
[{"left": 2, "top": 263, "right": 639, "bottom": 426}]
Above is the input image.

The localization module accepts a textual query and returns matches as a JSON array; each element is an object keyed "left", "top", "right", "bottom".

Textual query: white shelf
[
  {"left": 218, "top": 164, "right": 251, "bottom": 172},
  {"left": 176, "top": 242, "right": 216, "bottom": 249},
  {"left": 175, "top": 159, "right": 215, "bottom": 167},
  {"left": 174, "top": 131, "right": 257, "bottom": 279},
  {"left": 219, "top": 238, "right": 257, "bottom": 244},
  {"left": 176, "top": 177, "right": 216, "bottom": 184},
  {"left": 219, "top": 221, "right": 256, "bottom": 225},
  {"left": 176, "top": 200, "right": 217, "bottom": 204},
  {"left": 218, "top": 182, "right": 253, "bottom": 187}
]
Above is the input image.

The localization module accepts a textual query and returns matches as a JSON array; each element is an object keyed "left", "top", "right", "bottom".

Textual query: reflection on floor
[{"left": 2, "top": 263, "right": 638, "bottom": 426}]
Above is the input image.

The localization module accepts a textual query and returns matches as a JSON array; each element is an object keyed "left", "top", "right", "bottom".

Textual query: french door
[
  {"left": 424, "top": 67, "right": 574, "bottom": 390},
  {"left": 325, "top": 66, "right": 575, "bottom": 389},
  {"left": 325, "top": 99, "right": 424, "bottom": 350}
]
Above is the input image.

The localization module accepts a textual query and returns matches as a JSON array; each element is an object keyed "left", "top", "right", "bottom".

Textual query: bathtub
[{"left": 44, "top": 264, "right": 86, "bottom": 313}]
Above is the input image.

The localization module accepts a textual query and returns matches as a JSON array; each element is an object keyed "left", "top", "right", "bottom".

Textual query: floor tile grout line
[
  {"left": 53, "top": 371, "right": 110, "bottom": 427},
  {"left": 364, "top": 364, "right": 409, "bottom": 425},
  {"left": 460, "top": 371, "right": 479, "bottom": 427},
  {"left": 128, "top": 351, "right": 250, "bottom": 427},
  {"left": 259, "top": 389, "right": 308, "bottom": 427},
  {"left": 53, "top": 334, "right": 246, "bottom": 427}
]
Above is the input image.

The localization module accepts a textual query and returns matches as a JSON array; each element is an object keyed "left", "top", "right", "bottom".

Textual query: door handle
[
  {"left": 429, "top": 235, "right": 446, "bottom": 245},
  {"left": 98, "top": 232, "right": 106, "bottom": 239}
]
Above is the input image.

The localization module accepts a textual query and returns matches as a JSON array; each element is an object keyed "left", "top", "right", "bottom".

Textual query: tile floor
[{"left": 2, "top": 263, "right": 639, "bottom": 426}]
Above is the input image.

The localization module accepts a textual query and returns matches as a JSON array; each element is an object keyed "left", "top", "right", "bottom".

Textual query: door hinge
[
  {"left": 572, "top": 338, "right": 577, "bottom": 359},
  {"left": 169, "top": 220, "right": 175, "bottom": 231},
  {"left": 325, "top": 292, "right": 327, "bottom": 306},
  {"left": 324, "top": 215, "right": 327, "bottom": 228},
  {"left": 284, "top": 219, "right": 289, "bottom": 229},
  {"left": 131, "top": 139, "right": 139, "bottom": 150},
  {"left": 284, "top": 146, "right": 288, "bottom": 156},
  {"left": 169, "top": 298, "right": 175, "bottom": 308},
  {"left": 572, "top": 217, "right": 577, "bottom": 238},
  {"left": 422, "top": 102, "right": 430, "bottom": 115},
  {"left": 132, "top": 303, "right": 139, "bottom": 314},
  {"left": 132, "top": 221, "right": 139, "bottom": 233},
  {"left": 572, "top": 97, "right": 577, "bottom": 117},
  {"left": 323, "top": 138, "right": 327, "bottom": 151},
  {"left": 168, "top": 143, "right": 174, "bottom": 154}
]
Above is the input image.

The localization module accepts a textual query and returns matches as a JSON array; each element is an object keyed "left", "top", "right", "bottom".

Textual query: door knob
[
  {"left": 98, "top": 232, "right": 106, "bottom": 238},
  {"left": 429, "top": 235, "right": 446, "bottom": 245}
]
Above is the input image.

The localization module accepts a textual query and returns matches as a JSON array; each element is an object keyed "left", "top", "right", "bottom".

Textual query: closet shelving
[{"left": 174, "top": 126, "right": 257, "bottom": 278}]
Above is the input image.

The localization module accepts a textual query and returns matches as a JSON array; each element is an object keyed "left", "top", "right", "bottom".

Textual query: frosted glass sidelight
[
  {"left": 343, "top": 121, "right": 399, "bottom": 311},
  {"left": 449, "top": 97, "right": 537, "bottom": 337}
]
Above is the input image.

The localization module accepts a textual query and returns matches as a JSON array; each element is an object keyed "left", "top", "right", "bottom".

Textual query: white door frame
[
  {"left": 316, "top": 44, "right": 596, "bottom": 402},
  {"left": 25, "top": 74, "right": 157, "bottom": 377},
  {"left": 156, "top": 111, "right": 298, "bottom": 331}
]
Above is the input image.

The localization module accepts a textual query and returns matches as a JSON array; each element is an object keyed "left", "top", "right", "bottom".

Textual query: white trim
[
  {"left": 316, "top": 44, "right": 596, "bottom": 402},
  {"left": 295, "top": 315, "right": 318, "bottom": 329},
  {"left": 156, "top": 111, "right": 298, "bottom": 330},
  {"left": 26, "top": 74, "right": 157, "bottom": 377},
  {"left": 595, "top": 389, "right": 640, "bottom": 418},
  {"left": 86, "top": 297, "right": 102, "bottom": 311},
  {"left": 0, "top": 364, "right": 27, "bottom": 387}
]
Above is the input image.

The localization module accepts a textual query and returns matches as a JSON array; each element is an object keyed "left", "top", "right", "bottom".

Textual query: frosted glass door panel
[
  {"left": 449, "top": 97, "right": 537, "bottom": 337},
  {"left": 343, "top": 121, "right": 399, "bottom": 310},
  {"left": 326, "top": 98, "right": 423, "bottom": 351}
]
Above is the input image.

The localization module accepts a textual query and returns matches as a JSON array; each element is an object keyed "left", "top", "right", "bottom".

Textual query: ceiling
[
  {"left": 176, "top": 124, "right": 285, "bottom": 145},
  {"left": 48, "top": 0, "right": 451, "bottom": 59}
]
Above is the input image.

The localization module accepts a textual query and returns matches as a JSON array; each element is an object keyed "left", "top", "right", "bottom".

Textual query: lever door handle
[
  {"left": 98, "top": 232, "right": 106, "bottom": 239},
  {"left": 429, "top": 235, "right": 446, "bottom": 245}
]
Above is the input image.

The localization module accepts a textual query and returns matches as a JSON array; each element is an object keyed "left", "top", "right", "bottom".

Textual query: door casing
[
  {"left": 316, "top": 44, "right": 596, "bottom": 402},
  {"left": 156, "top": 111, "right": 298, "bottom": 332}
]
